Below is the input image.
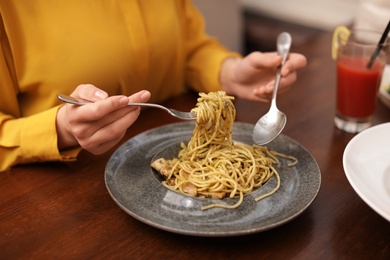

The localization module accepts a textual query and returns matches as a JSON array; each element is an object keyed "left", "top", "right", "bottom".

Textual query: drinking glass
[{"left": 335, "top": 29, "right": 389, "bottom": 133}]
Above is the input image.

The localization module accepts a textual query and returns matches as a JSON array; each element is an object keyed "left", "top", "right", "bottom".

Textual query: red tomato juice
[{"left": 336, "top": 57, "right": 383, "bottom": 118}]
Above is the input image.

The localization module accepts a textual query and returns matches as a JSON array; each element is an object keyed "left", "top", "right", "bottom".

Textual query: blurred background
[{"left": 193, "top": 0, "right": 390, "bottom": 55}]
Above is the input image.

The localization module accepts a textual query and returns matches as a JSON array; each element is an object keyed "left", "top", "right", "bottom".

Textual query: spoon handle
[
  {"left": 271, "top": 72, "right": 282, "bottom": 107},
  {"left": 271, "top": 32, "right": 291, "bottom": 106}
]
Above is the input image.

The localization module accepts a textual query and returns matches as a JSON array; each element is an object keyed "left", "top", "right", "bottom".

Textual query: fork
[{"left": 57, "top": 94, "right": 197, "bottom": 120}]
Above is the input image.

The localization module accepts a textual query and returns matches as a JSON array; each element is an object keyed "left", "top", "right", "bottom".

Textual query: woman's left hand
[{"left": 220, "top": 51, "right": 307, "bottom": 102}]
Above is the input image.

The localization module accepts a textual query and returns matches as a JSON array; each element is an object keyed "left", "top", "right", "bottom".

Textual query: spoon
[{"left": 252, "top": 32, "right": 291, "bottom": 145}]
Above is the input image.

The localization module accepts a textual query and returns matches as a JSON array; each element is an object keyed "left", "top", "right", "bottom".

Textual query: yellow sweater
[{"left": 0, "top": 0, "right": 240, "bottom": 171}]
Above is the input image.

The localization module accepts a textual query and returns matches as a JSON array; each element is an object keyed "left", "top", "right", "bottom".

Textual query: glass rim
[{"left": 345, "top": 28, "right": 390, "bottom": 48}]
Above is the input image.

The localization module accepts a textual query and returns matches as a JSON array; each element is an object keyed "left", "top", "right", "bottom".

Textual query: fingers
[
  {"left": 252, "top": 67, "right": 297, "bottom": 102},
  {"left": 245, "top": 52, "right": 282, "bottom": 69},
  {"left": 68, "top": 94, "right": 139, "bottom": 138},
  {"left": 77, "top": 107, "right": 141, "bottom": 154},
  {"left": 72, "top": 84, "right": 109, "bottom": 102},
  {"left": 68, "top": 89, "right": 151, "bottom": 122},
  {"left": 246, "top": 52, "right": 307, "bottom": 76},
  {"left": 281, "top": 53, "right": 307, "bottom": 76},
  {"left": 68, "top": 95, "right": 130, "bottom": 122},
  {"left": 256, "top": 52, "right": 304, "bottom": 98},
  {"left": 129, "top": 90, "right": 151, "bottom": 102},
  {"left": 59, "top": 87, "right": 152, "bottom": 154},
  {"left": 252, "top": 87, "right": 273, "bottom": 102}
]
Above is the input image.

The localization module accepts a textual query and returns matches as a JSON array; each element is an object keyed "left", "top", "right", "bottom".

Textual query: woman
[{"left": 0, "top": 0, "right": 306, "bottom": 171}]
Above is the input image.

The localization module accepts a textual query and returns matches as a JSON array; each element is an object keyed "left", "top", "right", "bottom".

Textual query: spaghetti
[{"left": 151, "top": 91, "right": 297, "bottom": 210}]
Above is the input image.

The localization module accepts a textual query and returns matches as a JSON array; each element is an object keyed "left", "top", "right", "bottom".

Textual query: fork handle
[
  {"left": 126, "top": 102, "right": 166, "bottom": 110},
  {"left": 58, "top": 94, "right": 168, "bottom": 112}
]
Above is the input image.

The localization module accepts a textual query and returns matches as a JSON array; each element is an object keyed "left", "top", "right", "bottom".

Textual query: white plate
[{"left": 343, "top": 123, "right": 390, "bottom": 221}]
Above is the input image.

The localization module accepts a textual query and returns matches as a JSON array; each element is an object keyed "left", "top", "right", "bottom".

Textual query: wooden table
[{"left": 1, "top": 32, "right": 390, "bottom": 259}]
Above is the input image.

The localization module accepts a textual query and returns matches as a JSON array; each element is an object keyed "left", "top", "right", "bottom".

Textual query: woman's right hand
[{"left": 56, "top": 84, "right": 151, "bottom": 154}]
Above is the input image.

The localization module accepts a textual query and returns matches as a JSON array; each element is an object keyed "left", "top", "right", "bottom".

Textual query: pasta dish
[{"left": 151, "top": 91, "right": 297, "bottom": 210}]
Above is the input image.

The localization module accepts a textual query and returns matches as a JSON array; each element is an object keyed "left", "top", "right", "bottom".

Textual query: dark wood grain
[{"left": 1, "top": 31, "right": 390, "bottom": 259}]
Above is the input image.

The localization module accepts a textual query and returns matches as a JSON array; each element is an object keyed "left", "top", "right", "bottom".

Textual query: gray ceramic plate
[{"left": 105, "top": 122, "right": 321, "bottom": 237}]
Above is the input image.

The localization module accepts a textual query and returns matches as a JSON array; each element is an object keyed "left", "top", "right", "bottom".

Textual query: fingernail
[
  {"left": 140, "top": 90, "right": 151, "bottom": 101},
  {"left": 95, "top": 90, "right": 107, "bottom": 100},
  {"left": 119, "top": 97, "right": 129, "bottom": 105}
]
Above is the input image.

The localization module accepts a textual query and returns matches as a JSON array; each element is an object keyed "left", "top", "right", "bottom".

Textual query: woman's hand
[
  {"left": 220, "top": 52, "right": 307, "bottom": 102},
  {"left": 56, "top": 84, "right": 151, "bottom": 154}
]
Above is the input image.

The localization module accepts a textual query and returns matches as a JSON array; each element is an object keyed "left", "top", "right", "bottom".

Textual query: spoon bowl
[
  {"left": 253, "top": 32, "right": 291, "bottom": 145},
  {"left": 253, "top": 107, "right": 287, "bottom": 145}
]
